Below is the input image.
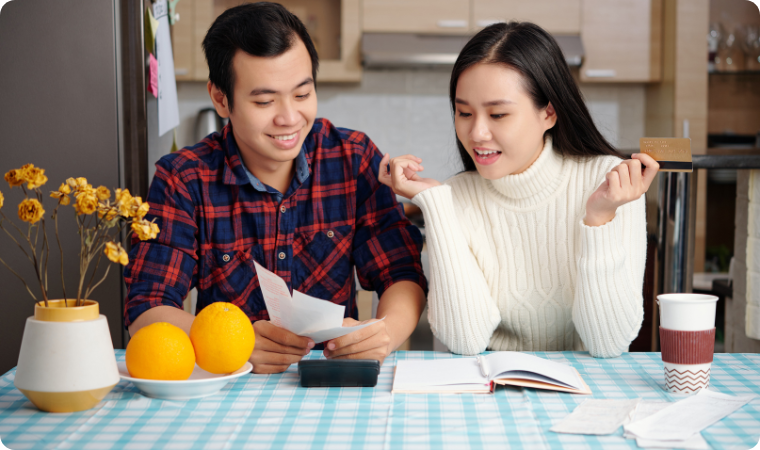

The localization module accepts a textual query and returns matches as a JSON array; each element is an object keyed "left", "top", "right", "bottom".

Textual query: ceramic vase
[{"left": 14, "top": 300, "right": 120, "bottom": 412}]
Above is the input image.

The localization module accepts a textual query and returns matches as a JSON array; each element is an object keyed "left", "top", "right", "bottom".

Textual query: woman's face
[{"left": 454, "top": 63, "right": 557, "bottom": 180}]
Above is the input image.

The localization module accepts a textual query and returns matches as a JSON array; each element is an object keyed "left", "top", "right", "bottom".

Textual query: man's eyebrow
[{"left": 249, "top": 77, "right": 314, "bottom": 96}]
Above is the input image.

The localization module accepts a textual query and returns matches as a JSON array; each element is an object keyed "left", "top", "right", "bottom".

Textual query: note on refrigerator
[
  {"left": 253, "top": 261, "right": 381, "bottom": 342},
  {"left": 147, "top": 53, "right": 158, "bottom": 98},
  {"left": 153, "top": 0, "right": 180, "bottom": 136}
]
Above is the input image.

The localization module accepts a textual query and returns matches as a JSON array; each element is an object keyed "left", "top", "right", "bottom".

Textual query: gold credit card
[{"left": 639, "top": 138, "right": 692, "bottom": 172}]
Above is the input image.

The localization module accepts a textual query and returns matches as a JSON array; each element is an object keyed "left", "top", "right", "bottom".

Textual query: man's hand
[
  {"left": 250, "top": 320, "right": 315, "bottom": 374},
  {"left": 322, "top": 318, "right": 391, "bottom": 365}
]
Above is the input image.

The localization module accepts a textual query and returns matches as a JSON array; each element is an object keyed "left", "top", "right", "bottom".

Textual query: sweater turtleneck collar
[{"left": 487, "top": 136, "right": 566, "bottom": 204}]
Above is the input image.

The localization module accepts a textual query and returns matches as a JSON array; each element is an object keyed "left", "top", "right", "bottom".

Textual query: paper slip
[
  {"left": 253, "top": 261, "right": 381, "bottom": 342},
  {"left": 623, "top": 401, "right": 709, "bottom": 450},
  {"left": 623, "top": 390, "right": 756, "bottom": 442},
  {"left": 550, "top": 399, "right": 640, "bottom": 435}
]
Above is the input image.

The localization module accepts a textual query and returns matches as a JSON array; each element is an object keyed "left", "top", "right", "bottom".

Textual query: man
[{"left": 124, "top": 2, "right": 427, "bottom": 374}]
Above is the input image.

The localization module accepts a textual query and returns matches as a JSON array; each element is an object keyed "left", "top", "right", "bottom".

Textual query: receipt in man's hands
[
  {"left": 550, "top": 399, "right": 640, "bottom": 435},
  {"left": 623, "top": 390, "right": 756, "bottom": 442},
  {"left": 254, "top": 261, "right": 380, "bottom": 342}
]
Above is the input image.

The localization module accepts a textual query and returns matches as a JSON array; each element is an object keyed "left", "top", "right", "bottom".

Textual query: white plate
[{"left": 118, "top": 361, "right": 252, "bottom": 401}]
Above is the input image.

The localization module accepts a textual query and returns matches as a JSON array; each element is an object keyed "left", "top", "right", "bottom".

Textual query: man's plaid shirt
[{"left": 124, "top": 118, "right": 427, "bottom": 328}]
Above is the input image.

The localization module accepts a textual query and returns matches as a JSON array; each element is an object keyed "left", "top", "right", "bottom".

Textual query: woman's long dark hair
[{"left": 450, "top": 22, "right": 623, "bottom": 172}]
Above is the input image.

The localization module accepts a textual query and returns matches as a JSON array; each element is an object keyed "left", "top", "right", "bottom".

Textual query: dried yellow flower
[
  {"left": 104, "top": 241, "right": 129, "bottom": 265},
  {"left": 18, "top": 198, "right": 45, "bottom": 224},
  {"left": 115, "top": 188, "right": 134, "bottom": 217},
  {"left": 67, "top": 177, "right": 91, "bottom": 193},
  {"left": 24, "top": 166, "right": 48, "bottom": 189},
  {"left": 0, "top": 191, "right": 4, "bottom": 209},
  {"left": 131, "top": 219, "right": 160, "bottom": 241},
  {"left": 97, "top": 201, "right": 117, "bottom": 221},
  {"left": 126, "top": 196, "right": 150, "bottom": 220},
  {"left": 4, "top": 168, "right": 26, "bottom": 188},
  {"left": 50, "top": 183, "right": 71, "bottom": 205},
  {"left": 74, "top": 192, "right": 98, "bottom": 215},
  {"left": 96, "top": 186, "right": 110, "bottom": 201}
]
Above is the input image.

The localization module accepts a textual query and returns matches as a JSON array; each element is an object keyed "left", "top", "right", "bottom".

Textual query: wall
[
  {"left": 168, "top": 71, "right": 646, "bottom": 185},
  {"left": 725, "top": 170, "right": 760, "bottom": 352}
]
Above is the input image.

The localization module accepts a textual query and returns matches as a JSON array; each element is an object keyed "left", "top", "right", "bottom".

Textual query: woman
[{"left": 378, "top": 22, "right": 659, "bottom": 358}]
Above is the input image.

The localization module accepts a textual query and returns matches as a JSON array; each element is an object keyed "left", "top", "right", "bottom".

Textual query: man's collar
[{"left": 221, "top": 122, "right": 314, "bottom": 187}]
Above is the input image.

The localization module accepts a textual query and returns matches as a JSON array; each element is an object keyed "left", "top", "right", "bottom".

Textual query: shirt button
[
  {"left": 222, "top": 254, "right": 230, "bottom": 262},
  {"left": 278, "top": 252, "right": 286, "bottom": 260},
  {"left": 280, "top": 205, "right": 286, "bottom": 213},
  {"left": 326, "top": 230, "right": 335, "bottom": 238}
]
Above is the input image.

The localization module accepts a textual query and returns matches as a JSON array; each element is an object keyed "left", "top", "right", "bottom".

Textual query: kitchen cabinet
[
  {"left": 362, "top": 0, "right": 470, "bottom": 34},
  {"left": 173, "top": 0, "right": 361, "bottom": 83},
  {"left": 580, "top": 0, "right": 662, "bottom": 82},
  {"left": 472, "top": 0, "right": 581, "bottom": 34}
]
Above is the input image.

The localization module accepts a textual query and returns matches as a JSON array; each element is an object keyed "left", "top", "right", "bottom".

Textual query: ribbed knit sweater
[{"left": 412, "top": 138, "right": 646, "bottom": 358}]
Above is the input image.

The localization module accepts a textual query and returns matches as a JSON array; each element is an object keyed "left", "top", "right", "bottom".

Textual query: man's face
[{"left": 213, "top": 38, "right": 317, "bottom": 175}]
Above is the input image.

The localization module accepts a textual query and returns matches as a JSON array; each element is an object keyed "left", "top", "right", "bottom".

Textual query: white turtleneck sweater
[{"left": 412, "top": 138, "right": 646, "bottom": 358}]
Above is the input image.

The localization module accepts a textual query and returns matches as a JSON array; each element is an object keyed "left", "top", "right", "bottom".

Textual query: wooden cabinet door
[
  {"left": 171, "top": 0, "right": 360, "bottom": 82},
  {"left": 472, "top": 0, "right": 581, "bottom": 34},
  {"left": 362, "top": 0, "right": 470, "bottom": 34},
  {"left": 581, "top": 0, "right": 662, "bottom": 82}
]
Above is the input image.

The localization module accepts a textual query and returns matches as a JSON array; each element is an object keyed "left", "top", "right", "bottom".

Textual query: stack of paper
[
  {"left": 551, "top": 390, "right": 755, "bottom": 449},
  {"left": 254, "top": 261, "right": 380, "bottom": 342},
  {"left": 623, "top": 390, "right": 755, "bottom": 448}
]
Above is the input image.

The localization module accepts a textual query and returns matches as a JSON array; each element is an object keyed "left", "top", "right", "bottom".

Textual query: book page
[
  {"left": 485, "top": 352, "right": 583, "bottom": 390},
  {"left": 392, "top": 358, "right": 489, "bottom": 391}
]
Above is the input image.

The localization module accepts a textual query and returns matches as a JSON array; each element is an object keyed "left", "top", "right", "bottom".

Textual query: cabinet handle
[
  {"left": 585, "top": 69, "right": 617, "bottom": 78},
  {"left": 437, "top": 20, "right": 467, "bottom": 28},
  {"left": 477, "top": 19, "right": 503, "bottom": 27}
]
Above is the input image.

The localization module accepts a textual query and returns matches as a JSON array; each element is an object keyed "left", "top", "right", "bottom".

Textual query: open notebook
[{"left": 392, "top": 352, "right": 592, "bottom": 394}]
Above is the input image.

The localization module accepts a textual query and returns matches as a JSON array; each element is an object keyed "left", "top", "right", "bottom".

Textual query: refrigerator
[{"left": 0, "top": 0, "right": 151, "bottom": 374}]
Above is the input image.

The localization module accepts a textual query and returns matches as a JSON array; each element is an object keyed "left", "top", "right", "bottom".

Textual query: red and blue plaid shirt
[{"left": 124, "top": 118, "right": 427, "bottom": 328}]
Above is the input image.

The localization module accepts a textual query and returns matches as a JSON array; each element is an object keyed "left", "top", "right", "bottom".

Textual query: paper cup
[{"left": 657, "top": 294, "right": 718, "bottom": 394}]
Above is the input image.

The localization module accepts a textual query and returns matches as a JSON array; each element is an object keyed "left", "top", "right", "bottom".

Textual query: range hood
[{"left": 362, "top": 33, "right": 584, "bottom": 68}]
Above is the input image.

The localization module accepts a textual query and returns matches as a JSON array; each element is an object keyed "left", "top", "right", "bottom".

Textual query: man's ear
[
  {"left": 543, "top": 102, "right": 557, "bottom": 131},
  {"left": 207, "top": 81, "right": 231, "bottom": 118}
]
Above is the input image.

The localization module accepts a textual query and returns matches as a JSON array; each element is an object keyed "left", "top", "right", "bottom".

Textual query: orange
[
  {"left": 125, "top": 322, "right": 195, "bottom": 380},
  {"left": 190, "top": 302, "right": 255, "bottom": 374}
]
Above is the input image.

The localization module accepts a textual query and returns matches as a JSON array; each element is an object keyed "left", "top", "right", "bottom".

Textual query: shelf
[{"left": 709, "top": 70, "right": 760, "bottom": 75}]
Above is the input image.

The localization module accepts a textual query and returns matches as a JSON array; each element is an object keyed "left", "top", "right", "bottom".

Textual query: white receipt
[
  {"left": 550, "top": 399, "right": 640, "bottom": 435},
  {"left": 254, "top": 261, "right": 381, "bottom": 342},
  {"left": 623, "top": 390, "right": 756, "bottom": 442},
  {"left": 623, "top": 401, "right": 709, "bottom": 450}
]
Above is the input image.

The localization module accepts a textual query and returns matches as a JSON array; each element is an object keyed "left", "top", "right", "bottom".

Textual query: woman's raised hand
[
  {"left": 378, "top": 153, "right": 442, "bottom": 200},
  {"left": 585, "top": 153, "right": 660, "bottom": 227}
]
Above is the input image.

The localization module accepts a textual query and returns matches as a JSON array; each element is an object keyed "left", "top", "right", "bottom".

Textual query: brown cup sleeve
[{"left": 659, "top": 327, "right": 715, "bottom": 364}]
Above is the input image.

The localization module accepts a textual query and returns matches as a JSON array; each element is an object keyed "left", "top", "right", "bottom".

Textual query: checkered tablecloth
[{"left": 0, "top": 351, "right": 758, "bottom": 449}]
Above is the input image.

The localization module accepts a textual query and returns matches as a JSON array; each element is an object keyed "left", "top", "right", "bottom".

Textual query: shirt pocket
[
  {"left": 199, "top": 246, "right": 265, "bottom": 314},
  {"left": 293, "top": 224, "right": 354, "bottom": 301}
]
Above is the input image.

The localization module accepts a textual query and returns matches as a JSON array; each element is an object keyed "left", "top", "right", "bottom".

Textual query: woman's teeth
[
  {"left": 475, "top": 149, "right": 500, "bottom": 156},
  {"left": 273, "top": 133, "right": 297, "bottom": 141}
]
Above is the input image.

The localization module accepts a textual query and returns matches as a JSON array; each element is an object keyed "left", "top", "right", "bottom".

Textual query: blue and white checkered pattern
[{"left": 0, "top": 351, "right": 758, "bottom": 449}]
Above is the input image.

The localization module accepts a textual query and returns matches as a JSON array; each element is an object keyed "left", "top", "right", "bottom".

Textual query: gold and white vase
[{"left": 14, "top": 300, "right": 119, "bottom": 412}]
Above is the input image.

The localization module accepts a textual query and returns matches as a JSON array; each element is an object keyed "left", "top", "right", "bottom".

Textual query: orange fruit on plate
[
  {"left": 190, "top": 302, "right": 255, "bottom": 374},
  {"left": 125, "top": 322, "right": 195, "bottom": 380}
]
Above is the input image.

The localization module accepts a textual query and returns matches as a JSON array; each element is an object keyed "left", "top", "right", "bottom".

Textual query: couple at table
[{"left": 123, "top": 2, "right": 660, "bottom": 374}]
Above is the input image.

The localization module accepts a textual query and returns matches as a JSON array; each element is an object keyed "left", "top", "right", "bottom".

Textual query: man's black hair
[{"left": 202, "top": 2, "right": 319, "bottom": 112}]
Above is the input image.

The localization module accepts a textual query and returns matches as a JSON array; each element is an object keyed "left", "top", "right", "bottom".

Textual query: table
[{"left": 0, "top": 351, "right": 758, "bottom": 449}]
